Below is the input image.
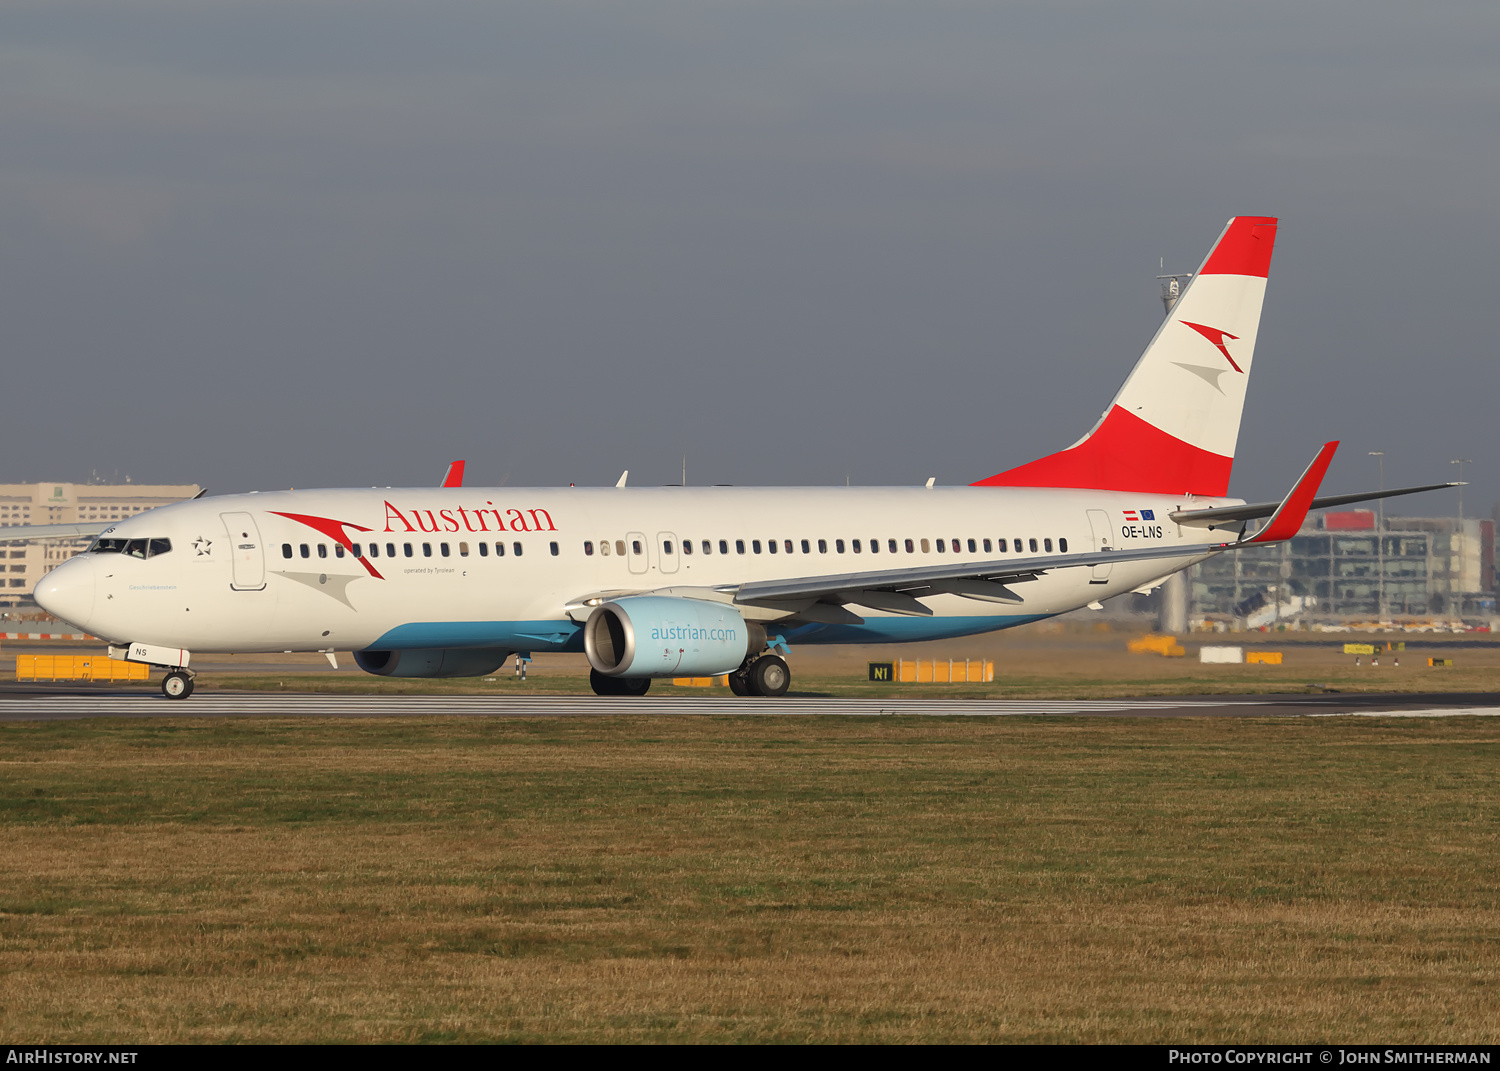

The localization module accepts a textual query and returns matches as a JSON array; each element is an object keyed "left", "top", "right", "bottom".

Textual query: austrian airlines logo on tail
[{"left": 1180, "top": 321, "right": 1243, "bottom": 372}]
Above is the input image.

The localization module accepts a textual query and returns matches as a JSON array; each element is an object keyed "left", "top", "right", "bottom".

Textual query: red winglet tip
[
  {"left": 441, "top": 460, "right": 466, "bottom": 488},
  {"left": 1249, "top": 440, "right": 1339, "bottom": 544},
  {"left": 1199, "top": 216, "right": 1279, "bottom": 278}
]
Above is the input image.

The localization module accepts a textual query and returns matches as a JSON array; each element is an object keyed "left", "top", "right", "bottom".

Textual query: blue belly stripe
[{"left": 369, "top": 613, "right": 1049, "bottom": 652}]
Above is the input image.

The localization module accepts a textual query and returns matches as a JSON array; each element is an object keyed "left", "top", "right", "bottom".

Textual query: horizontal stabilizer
[{"left": 1172, "top": 482, "right": 1458, "bottom": 529}]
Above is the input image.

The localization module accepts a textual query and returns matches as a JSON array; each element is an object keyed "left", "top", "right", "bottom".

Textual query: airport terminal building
[
  {"left": 1186, "top": 508, "right": 1498, "bottom": 627},
  {"left": 0, "top": 482, "right": 202, "bottom": 608}
]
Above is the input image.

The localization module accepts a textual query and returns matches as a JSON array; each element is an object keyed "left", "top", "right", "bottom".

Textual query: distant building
[
  {"left": 1188, "top": 510, "right": 1496, "bottom": 626},
  {"left": 0, "top": 481, "right": 201, "bottom": 606}
]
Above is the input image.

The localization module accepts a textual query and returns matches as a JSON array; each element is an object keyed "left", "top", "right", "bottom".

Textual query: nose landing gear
[{"left": 162, "top": 670, "right": 196, "bottom": 700}]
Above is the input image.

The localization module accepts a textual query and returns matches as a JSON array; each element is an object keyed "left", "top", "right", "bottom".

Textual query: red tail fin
[{"left": 975, "top": 216, "right": 1278, "bottom": 495}]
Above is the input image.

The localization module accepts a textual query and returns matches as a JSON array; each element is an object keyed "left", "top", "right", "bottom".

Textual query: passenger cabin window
[
  {"left": 479, "top": 543, "right": 489, "bottom": 557},
  {"left": 935, "top": 539, "right": 944, "bottom": 553},
  {"left": 318, "top": 544, "right": 328, "bottom": 558},
  {"left": 663, "top": 540, "right": 673, "bottom": 555},
  {"left": 801, "top": 539, "right": 811, "bottom": 554},
  {"left": 615, "top": 540, "right": 626, "bottom": 556},
  {"left": 1044, "top": 538, "right": 1052, "bottom": 552},
  {"left": 282, "top": 544, "right": 293, "bottom": 559},
  {"left": 495, "top": 542, "right": 505, "bottom": 557},
  {"left": 982, "top": 539, "right": 991, "bottom": 553},
  {"left": 889, "top": 539, "right": 898, "bottom": 553},
  {"left": 920, "top": 538, "right": 930, "bottom": 553},
  {"left": 704, "top": 540, "right": 713, "bottom": 554},
  {"left": 1029, "top": 538, "right": 1038, "bottom": 552},
  {"left": 386, "top": 543, "right": 396, "bottom": 557},
  {"left": 300, "top": 544, "right": 310, "bottom": 559},
  {"left": 514, "top": 542, "right": 523, "bottom": 557},
  {"left": 549, "top": 542, "right": 559, "bottom": 556},
  {"left": 682, "top": 540, "right": 692, "bottom": 555},
  {"left": 767, "top": 539, "right": 777, "bottom": 554},
  {"left": 631, "top": 540, "right": 642, "bottom": 555},
  {"left": 584, "top": 541, "right": 594, "bottom": 556},
  {"left": 440, "top": 543, "right": 450, "bottom": 557},
  {"left": 852, "top": 539, "right": 861, "bottom": 553},
  {"left": 459, "top": 542, "right": 469, "bottom": 557},
  {"left": 352, "top": 544, "right": 364, "bottom": 558},
  {"left": 1059, "top": 537, "right": 1068, "bottom": 552},
  {"left": 422, "top": 543, "right": 432, "bottom": 557},
  {"left": 334, "top": 544, "right": 345, "bottom": 558},
  {"left": 784, "top": 540, "right": 793, "bottom": 554},
  {"left": 404, "top": 543, "right": 414, "bottom": 557},
  {"left": 736, "top": 540, "right": 746, "bottom": 554},
  {"left": 968, "top": 538, "right": 977, "bottom": 553},
  {"left": 718, "top": 540, "right": 727, "bottom": 554}
]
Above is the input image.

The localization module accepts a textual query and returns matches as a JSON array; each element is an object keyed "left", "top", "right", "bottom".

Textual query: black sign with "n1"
[{"left": 868, "top": 662, "right": 894, "bottom": 682}]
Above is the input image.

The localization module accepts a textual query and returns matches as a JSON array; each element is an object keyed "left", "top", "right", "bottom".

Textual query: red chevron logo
[{"left": 1180, "top": 320, "right": 1243, "bottom": 372}]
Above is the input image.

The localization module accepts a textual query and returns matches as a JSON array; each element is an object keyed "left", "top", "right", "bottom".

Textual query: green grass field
[{"left": 3, "top": 714, "right": 1498, "bottom": 1042}]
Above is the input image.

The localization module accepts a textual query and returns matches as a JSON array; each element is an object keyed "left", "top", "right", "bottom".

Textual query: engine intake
[
  {"left": 353, "top": 647, "right": 511, "bottom": 678},
  {"left": 585, "top": 596, "right": 760, "bottom": 678}
]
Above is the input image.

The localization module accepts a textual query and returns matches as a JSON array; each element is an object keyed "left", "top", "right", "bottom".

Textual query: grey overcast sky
[{"left": 2, "top": 1, "right": 1496, "bottom": 512}]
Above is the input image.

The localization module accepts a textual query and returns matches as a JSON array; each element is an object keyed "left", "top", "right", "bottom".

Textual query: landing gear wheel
[
  {"left": 162, "top": 670, "right": 195, "bottom": 700},
  {"left": 590, "top": 669, "right": 652, "bottom": 697},
  {"left": 727, "top": 669, "right": 752, "bottom": 696},
  {"left": 590, "top": 669, "right": 622, "bottom": 696},
  {"left": 748, "top": 655, "right": 790, "bottom": 697}
]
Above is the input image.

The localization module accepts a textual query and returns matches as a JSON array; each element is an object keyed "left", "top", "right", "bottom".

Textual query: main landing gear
[
  {"left": 589, "top": 669, "right": 651, "bottom": 697},
  {"left": 161, "top": 669, "right": 196, "bottom": 700},
  {"left": 729, "top": 654, "right": 790, "bottom": 698}
]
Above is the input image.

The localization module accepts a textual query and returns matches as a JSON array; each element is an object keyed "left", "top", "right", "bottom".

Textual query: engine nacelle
[
  {"left": 353, "top": 647, "right": 511, "bottom": 678},
  {"left": 585, "top": 596, "right": 759, "bottom": 678}
]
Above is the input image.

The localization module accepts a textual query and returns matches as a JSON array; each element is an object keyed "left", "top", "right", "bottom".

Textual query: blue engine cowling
[
  {"left": 353, "top": 647, "right": 511, "bottom": 678},
  {"left": 584, "top": 596, "right": 758, "bottom": 678}
]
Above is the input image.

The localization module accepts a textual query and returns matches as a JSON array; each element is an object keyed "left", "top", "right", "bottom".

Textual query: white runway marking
[
  {"left": 0, "top": 694, "right": 1274, "bottom": 718},
  {"left": 1308, "top": 708, "right": 1500, "bottom": 718}
]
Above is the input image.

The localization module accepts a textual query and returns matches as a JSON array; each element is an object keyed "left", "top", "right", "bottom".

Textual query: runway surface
[{"left": 3, "top": 689, "right": 1500, "bottom": 720}]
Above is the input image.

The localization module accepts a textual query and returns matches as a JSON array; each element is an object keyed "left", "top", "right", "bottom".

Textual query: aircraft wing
[
  {"left": 0, "top": 522, "right": 110, "bottom": 543},
  {"left": 728, "top": 540, "right": 1234, "bottom": 618},
  {"left": 1171, "top": 482, "right": 1458, "bottom": 529}
]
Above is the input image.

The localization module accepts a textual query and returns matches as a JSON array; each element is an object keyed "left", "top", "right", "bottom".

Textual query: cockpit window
[{"left": 88, "top": 536, "right": 171, "bottom": 558}]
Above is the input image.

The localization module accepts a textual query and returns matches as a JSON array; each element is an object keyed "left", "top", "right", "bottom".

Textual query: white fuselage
[{"left": 36, "top": 485, "right": 1237, "bottom": 656}]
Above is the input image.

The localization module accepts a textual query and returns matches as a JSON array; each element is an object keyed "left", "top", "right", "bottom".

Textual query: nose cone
[{"left": 34, "top": 556, "right": 96, "bottom": 630}]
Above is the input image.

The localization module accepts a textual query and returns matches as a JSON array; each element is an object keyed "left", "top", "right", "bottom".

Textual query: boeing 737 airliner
[{"left": 22, "top": 216, "right": 1451, "bottom": 698}]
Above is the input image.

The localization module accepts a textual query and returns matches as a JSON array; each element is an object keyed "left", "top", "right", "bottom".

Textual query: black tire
[
  {"left": 162, "top": 671, "right": 194, "bottom": 700},
  {"left": 727, "top": 670, "right": 752, "bottom": 696},
  {"left": 590, "top": 668, "right": 623, "bottom": 696},
  {"left": 618, "top": 677, "right": 651, "bottom": 696},
  {"left": 749, "top": 655, "right": 790, "bottom": 697}
]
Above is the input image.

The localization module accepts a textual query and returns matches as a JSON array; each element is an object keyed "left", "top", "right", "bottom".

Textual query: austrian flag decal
[{"left": 1122, "top": 509, "right": 1155, "bottom": 522}]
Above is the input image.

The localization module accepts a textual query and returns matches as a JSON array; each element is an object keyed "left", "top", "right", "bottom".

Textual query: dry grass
[{"left": 2, "top": 715, "right": 1498, "bottom": 1042}]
